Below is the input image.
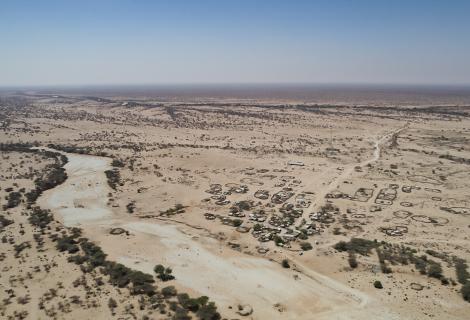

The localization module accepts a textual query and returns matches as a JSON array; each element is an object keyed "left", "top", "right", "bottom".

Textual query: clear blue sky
[{"left": 1, "top": 0, "right": 469, "bottom": 86}]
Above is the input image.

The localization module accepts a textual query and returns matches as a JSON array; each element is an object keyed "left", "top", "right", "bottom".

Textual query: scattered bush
[
  {"left": 348, "top": 251, "right": 358, "bottom": 269},
  {"left": 28, "top": 207, "right": 53, "bottom": 228},
  {"left": 425, "top": 249, "right": 448, "bottom": 262},
  {"left": 129, "top": 270, "right": 156, "bottom": 295},
  {"left": 106, "top": 262, "right": 155, "bottom": 295},
  {"left": 413, "top": 256, "right": 428, "bottom": 275},
  {"left": 81, "top": 241, "right": 107, "bottom": 267},
  {"left": 196, "top": 301, "right": 221, "bottom": 320},
  {"left": 108, "top": 297, "right": 117, "bottom": 314},
  {"left": 56, "top": 236, "right": 79, "bottom": 254},
  {"left": 232, "top": 219, "right": 243, "bottom": 227},
  {"left": 5, "top": 191, "right": 22, "bottom": 209},
  {"left": 281, "top": 259, "right": 290, "bottom": 268},
  {"left": 178, "top": 293, "right": 202, "bottom": 312},
  {"left": 160, "top": 204, "right": 186, "bottom": 216},
  {"left": 174, "top": 294, "right": 220, "bottom": 319},
  {"left": 427, "top": 262, "right": 443, "bottom": 279},
  {"left": 154, "top": 264, "right": 165, "bottom": 274},
  {"left": 274, "top": 235, "right": 285, "bottom": 246},
  {"left": 0, "top": 215, "right": 14, "bottom": 230},
  {"left": 14, "top": 241, "right": 31, "bottom": 257},
  {"left": 454, "top": 258, "right": 470, "bottom": 285},
  {"left": 334, "top": 238, "right": 379, "bottom": 256},
  {"left": 154, "top": 264, "right": 175, "bottom": 281},
  {"left": 162, "top": 286, "right": 177, "bottom": 297},
  {"left": 173, "top": 307, "right": 191, "bottom": 320},
  {"left": 300, "top": 242, "right": 313, "bottom": 251},
  {"left": 111, "top": 158, "right": 125, "bottom": 167},
  {"left": 105, "top": 169, "right": 121, "bottom": 190},
  {"left": 373, "top": 280, "right": 383, "bottom": 289},
  {"left": 126, "top": 202, "right": 136, "bottom": 214},
  {"left": 462, "top": 282, "right": 470, "bottom": 302}
]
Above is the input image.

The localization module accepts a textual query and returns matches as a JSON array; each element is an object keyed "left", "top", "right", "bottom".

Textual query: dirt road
[{"left": 306, "top": 125, "right": 408, "bottom": 216}]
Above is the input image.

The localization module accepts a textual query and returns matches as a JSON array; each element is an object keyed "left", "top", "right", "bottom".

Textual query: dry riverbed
[{"left": 37, "top": 147, "right": 402, "bottom": 319}]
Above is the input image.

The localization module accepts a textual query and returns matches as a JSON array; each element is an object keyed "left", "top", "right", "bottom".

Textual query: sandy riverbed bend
[{"left": 1, "top": 92, "right": 470, "bottom": 319}]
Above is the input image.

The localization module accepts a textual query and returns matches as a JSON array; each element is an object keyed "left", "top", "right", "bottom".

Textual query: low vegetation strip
[
  {"left": 334, "top": 238, "right": 470, "bottom": 302},
  {"left": 1, "top": 143, "right": 68, "bottom": 209}
]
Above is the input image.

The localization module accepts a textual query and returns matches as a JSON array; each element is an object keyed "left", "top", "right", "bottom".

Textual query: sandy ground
[
  {"left": 2, "top": 94, "right": 470, "bottom": 319},
  {"left": 306, "top": 124, "right": 408, "bottom": 218},
  {"left": 35, "top": 147, "right": 404, "bottom": 319}
]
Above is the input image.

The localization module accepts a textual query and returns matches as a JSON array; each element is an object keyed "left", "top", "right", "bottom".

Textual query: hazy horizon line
[{"left": 2, "top": 82, "right": 470, "bottom": 90}]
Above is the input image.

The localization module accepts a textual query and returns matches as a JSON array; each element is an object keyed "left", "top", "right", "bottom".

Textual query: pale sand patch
[
  {"left": 118, "top": 221, "right": 400, "bottom": 320},
  {"left": 122, "top": 222, "right": 341, "bottom": 316},
  {"left": 37, "top": 149, "right": 113, "bottom": 226}
]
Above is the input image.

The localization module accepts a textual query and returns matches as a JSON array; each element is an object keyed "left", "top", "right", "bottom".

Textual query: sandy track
[
  {"left": 306, "top": 125, "right": 408, "bottom": 216},
  {"left": 37, "top": 147, "right": 403, "bottom": 319}
]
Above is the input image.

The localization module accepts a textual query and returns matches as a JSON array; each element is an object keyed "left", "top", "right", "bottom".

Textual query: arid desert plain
[{"left": 1, "top": 89, "right": 470, "bottom": 320}]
